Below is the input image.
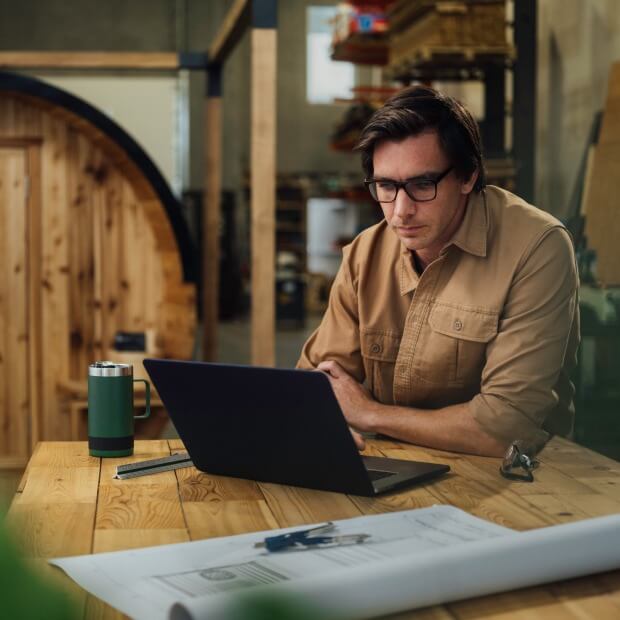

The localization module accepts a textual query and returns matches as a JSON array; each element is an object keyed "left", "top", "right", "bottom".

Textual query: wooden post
[
  {"left": 250, "top": 24, "right": 277, "bottom": 367},
  {"left": 202, "top": 65, "right": 222, "bottom": 361},
  {"left": 26, "top": 144, "right": 42, "bottom": 452},
  {"left": 0, "top": 51, "right": 180, "bottom": 70},
  {"left": 92, "top": 171, "right": 105, "bottom": 362},
  {"left": 201, "top": 0, "right": 277, "bottom": 365}
]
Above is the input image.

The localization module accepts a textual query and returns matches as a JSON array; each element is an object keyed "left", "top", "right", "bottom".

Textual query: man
[{"left": 298, "top": 86, "right": 579, "bottom": 458}]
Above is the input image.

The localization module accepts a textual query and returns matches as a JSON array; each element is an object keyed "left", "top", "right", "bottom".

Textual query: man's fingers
[
  {"left": 350, "top": 428, "right": 366, "bottom": 451},
  {"left": 317, "top": 360, "right": 345, "bottom": 378}
]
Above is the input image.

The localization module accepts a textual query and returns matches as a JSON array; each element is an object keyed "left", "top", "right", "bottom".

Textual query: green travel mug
[{"left": 88, "top": 361, "right": 151, "bottom": 457}]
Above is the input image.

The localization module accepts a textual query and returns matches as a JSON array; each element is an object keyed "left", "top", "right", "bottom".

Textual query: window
[{"left": 307, "top": 6, "right": 355, "bottom": 104}]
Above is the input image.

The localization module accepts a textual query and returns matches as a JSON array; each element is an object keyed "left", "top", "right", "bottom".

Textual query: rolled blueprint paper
[{"left": 172, "top": 513, "right": 620, "bottom": 620}]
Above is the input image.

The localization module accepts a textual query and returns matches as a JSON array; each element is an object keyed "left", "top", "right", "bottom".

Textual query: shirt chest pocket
[
  {"left": 360, "top": 330, "right": 401, "bottom": 405},
  {"left": 413, "top": 304, "right": 499, "bottom": 387}
]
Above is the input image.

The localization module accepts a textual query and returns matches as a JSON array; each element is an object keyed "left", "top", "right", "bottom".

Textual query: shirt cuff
[{"left": 469, "top": 394, "right": 551, "bottom": 452}]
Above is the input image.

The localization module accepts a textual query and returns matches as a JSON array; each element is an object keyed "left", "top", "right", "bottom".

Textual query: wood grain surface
[
  {"left": 250, "top": 27, "right": 277, "bottom": 367},
  {"left": 6, "top": 438, "right": 620, "bottom": 619},
  {"left": 0, "top": 93, "right": 197, "bottom": 462},
  {"left": 0, "top": 146, "right": 30, "bottom": 459},
  {"left": 208, "top": 0, "right": 250, "bottom": 65},
  {"left": 0, "top": 52, "right": 179, "bottom": 70},
  {"left": 203, "top": 94, "right": 222, "bottom": 363}
]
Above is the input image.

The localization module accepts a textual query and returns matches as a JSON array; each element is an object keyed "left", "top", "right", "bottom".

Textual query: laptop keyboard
[{"left": 366, "top": 469, "right": 395, "bottom": 482}]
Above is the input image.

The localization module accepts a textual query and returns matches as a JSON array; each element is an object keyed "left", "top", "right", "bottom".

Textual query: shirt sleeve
[
  {"left": 469, "top": 227, "right": 579, "bottom": 448},
  {"left": 296, "top": 247, "right": 365, "bottom": 382}
]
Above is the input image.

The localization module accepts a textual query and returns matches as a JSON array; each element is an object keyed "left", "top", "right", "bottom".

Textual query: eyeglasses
[
  {"left": 500, "top": 441, "right": 540, "bottom": 483},
  {"left": 364, "top": 166, "right": 453, "bottom": 203}
]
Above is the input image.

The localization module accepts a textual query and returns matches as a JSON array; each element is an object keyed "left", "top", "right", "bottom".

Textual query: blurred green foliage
[{"left": 0, "top": 512, "right": 78, "bottom": 620}]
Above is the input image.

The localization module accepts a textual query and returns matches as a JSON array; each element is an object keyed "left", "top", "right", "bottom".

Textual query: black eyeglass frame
[{"left": 364, "top": 166, "right": 454, "bottom": 204}]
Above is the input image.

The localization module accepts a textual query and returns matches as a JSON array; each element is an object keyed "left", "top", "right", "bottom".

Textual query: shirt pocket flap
[
  {"left": 428, "top": 305, "right": 498, "bottom": 343},
  {"left": 360, "top": 330, "right": 401, "bottom": 361}
]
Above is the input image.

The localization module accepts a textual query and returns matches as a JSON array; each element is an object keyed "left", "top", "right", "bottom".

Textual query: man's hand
[
  {"left": 317, "top": 360, "right": 505, "bottom": 457},
  {"left": 318, "top": 360, "right": 381, "bottom": 434},
  {"left": 350, "top": 428, "right": 366, "bottom": 451}
]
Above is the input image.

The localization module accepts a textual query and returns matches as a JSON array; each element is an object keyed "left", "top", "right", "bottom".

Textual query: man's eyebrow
[
  {"left": 372, "top": 171, "right": 443, "bottom": 181},
  {"left": 409, "top": 172, "right": 443, "bottom": 181}
]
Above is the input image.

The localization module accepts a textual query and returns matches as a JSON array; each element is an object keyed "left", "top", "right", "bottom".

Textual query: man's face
[{"left": 372, "top": 131, "right": 477, "bottom": 259}]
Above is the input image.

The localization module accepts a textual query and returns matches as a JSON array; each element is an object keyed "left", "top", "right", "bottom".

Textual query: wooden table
[{"left": 6, "top": 437, "right": 620, "bottom": 618}]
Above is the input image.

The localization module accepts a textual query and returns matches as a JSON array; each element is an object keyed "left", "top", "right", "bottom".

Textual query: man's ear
[{"left": 460, "top": 168, "right": 479, "bottom": 195}]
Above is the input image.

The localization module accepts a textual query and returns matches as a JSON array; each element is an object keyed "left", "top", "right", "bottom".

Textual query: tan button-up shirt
[{"left": 298, "top": 186, "right": 580, "bottom": 448}]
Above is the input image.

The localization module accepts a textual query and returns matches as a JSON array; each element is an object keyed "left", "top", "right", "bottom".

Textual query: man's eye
[
  {"left": 411, "top": 180, "right": 434, "bottom": 191},
  {"left": 377, "top": 182, "right": 395, "bottom": 190}
]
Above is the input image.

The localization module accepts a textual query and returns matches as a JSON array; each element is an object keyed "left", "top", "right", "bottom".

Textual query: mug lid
[{"left": 89, "top": 361, "right": 133, "bottom": 377}]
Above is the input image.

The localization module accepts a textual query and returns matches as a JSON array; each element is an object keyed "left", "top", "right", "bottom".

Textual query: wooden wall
[
  {"left": 0, "top": 145, "right": 31, "bottom": 462},
  {"left": 0, "top": 93, "right": 196, "bottom": 461}
]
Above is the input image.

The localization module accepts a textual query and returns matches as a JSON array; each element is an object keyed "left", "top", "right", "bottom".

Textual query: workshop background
[{"left": 0, "top": 0, "right": 619, "bottom": 502}]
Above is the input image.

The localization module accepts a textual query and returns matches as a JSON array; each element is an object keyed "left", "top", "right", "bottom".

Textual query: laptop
[{"left": 143, "top": 359, "right": 450, "bottom": 497}]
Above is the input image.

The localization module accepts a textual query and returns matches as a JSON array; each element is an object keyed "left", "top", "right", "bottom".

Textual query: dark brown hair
[{"left": 356, "top": 85, "right": 486, "bottom": 191}]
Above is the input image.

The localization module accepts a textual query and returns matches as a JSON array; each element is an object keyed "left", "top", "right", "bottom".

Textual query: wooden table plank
[
  {"left": 84, "top": 597, "right": 127, "bottom": 620},
  {"left": 8, "top": 503, "right": 97, "bottom": 558},
  {"left": 30, "top": 559, "right": 90, "bottom": 620},
  {"left": 95, "top": 483, "right": 186, "bottom": 529},
  {"left": 167, "top": 438, "right": 186, "bottom": 452},
  {"left": 549, "top": 575, "right": 620, "bottom": 617},
  {"left": 460, "top": 452, "right": 599, "bottom": 497},
  {"left": 7, "top": 442, "right": 99, "bottom": 558},
  {"left": 17, "top": 441, "right": 95, "bottom": 468},
  {"left": 556, "top": 492, "right": 620, "bottom": 517},
  {"left": 377, "top": 445, "right": 557, "bottom": 530},
  {"left": 570, "top": 475, "right": 620, "bottom": 499},
  {"left": 94, "top": 440, "right": 189, "bottom": 552},
  {"left": 449, "top": 588, "right": 585, "bottom": 619},
  {"left": 377, "top": 438, "right": 620, "bottom": 529},
  {"left": 176, "top": 463, "right": 279, "bottom": 539},
  {"left": 93, "top": 529, "right": 189, "bottom": 553},
  {"left": 258, "top": 482, "right": 363, "bottom": 527},
  {"left": 176, "top": 467, "right": 265, "bottom": 502},
  {"left": 521, "top": 493, "right": 592, "bottom": 524},
  {"left": 18, "top": 465, "right": 99, "bottom": 504},
  {"left": 385, "top": 608, "right": 456, "bottom": 620},
  {"left": 596, "top": 572, "right": 620, "bottom": 609},
  {"left": 350, "top": 488, "right": 439, "bottom": 516},
  {"left": 543, "top": 437, "right": 620, "bottom": 471},
  {"left": 7, "top": 437, "right": 620, "bottom": 620},
  {"left": 6, "top": 442, "right": 99, "bottom": 618},
  {"left": 182, "top": 499, "right": 278, "bottom": 540}
]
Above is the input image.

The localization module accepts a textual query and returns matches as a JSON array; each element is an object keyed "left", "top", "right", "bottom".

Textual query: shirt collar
[
  {"left": 446, "top": 189, "right": 488, "bottom": 258},
  {"left": 399, "top": 246, "right": 419, "bottom": 295},
  {"left": 398, "top": 189, "right": 488, "bottom": 296}
]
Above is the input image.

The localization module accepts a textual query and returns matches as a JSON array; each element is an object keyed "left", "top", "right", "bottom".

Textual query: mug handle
[{"left": 133, "top": 379, "right": 151, "bottom": 419}]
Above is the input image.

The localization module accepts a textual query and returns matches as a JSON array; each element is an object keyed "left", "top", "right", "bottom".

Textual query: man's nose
[{"left": 393, "top": 188, "right": 416, "bottom": 219}]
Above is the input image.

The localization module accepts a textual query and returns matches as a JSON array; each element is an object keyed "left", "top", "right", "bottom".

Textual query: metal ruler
[{"left": 114, "top": 452, "right": 194, "bottom": 480}]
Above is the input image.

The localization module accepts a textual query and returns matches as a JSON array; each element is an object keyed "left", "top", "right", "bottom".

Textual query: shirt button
[
  {"left": 370, "top": 343, "right": 382, "bottom": 354},
  {"left": 453, "top": 319, "right": 463, "bottom": 331}
]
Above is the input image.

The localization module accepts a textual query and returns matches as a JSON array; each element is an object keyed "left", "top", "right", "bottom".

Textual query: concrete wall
[
  {"left": 0, "top": 0, "right": 363, "bottom": 191},
  {"left": 0, "top": 0, "right": 180, "bottom": 50},
  {"left": 276, "top": 0, "right": 364, "bottom": 177},
  {"left": 187, "top": 0, "right": 362, "bottom": 193},
  {"left": 0, "top": 0, "right": 187, "bottom": 193},
  {"left": 536, "top": 0, "right": 620, "bottom": 218},
  {"left": 30, "top": 73, "right": 181, "bottom": 191},
  {"left": 8, "top": 0, "right": 620, "bottom": 221}
]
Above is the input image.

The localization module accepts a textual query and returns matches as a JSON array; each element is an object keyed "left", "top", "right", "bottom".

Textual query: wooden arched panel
[{"left": 0, "top": 79, "right": 196, "bottom": 454}]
